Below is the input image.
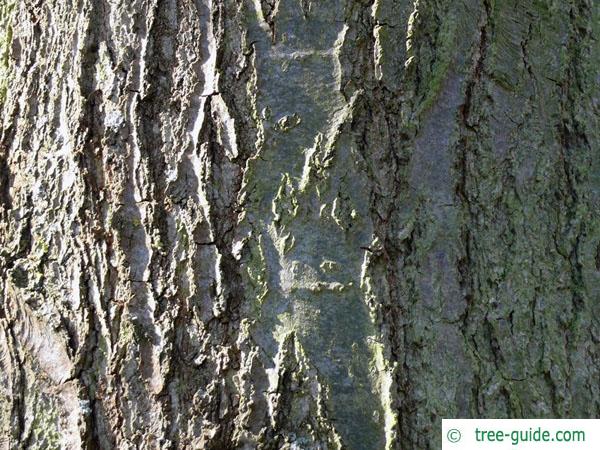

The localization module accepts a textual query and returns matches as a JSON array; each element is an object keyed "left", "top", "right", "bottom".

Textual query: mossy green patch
[
  {"left": 26, "top": 392, "right": 61, "bottom": 450},
  {"left": 418, "top": 9, "right": 458, "bottom": 114}
]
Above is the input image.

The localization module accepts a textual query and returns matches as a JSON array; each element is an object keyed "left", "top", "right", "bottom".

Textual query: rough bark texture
[{"left": 1, "top": 0, "right": 599, "bottom": 449}]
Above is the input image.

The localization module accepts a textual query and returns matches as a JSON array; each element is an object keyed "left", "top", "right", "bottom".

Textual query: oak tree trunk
[{"left": 1, "top": 0, "right": 599, "bottom": 448}]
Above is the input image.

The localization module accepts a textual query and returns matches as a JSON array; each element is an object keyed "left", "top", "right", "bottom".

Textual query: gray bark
[{"left": 0, "top": 0, "right": 599, "bottom": 449}]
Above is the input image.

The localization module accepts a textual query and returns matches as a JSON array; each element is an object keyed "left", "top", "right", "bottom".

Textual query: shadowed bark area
[{"left": 0, "top": 0, "right": 599, "bottom": 449}]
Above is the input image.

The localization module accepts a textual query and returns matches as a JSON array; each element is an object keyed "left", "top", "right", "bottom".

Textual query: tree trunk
[{"left": 1, "top": 0, "right": 599, "bottom": 448}]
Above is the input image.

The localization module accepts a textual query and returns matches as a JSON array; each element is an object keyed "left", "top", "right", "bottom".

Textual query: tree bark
[{"left": 1, "top": 0, "right": 599, "bottom": 448}]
